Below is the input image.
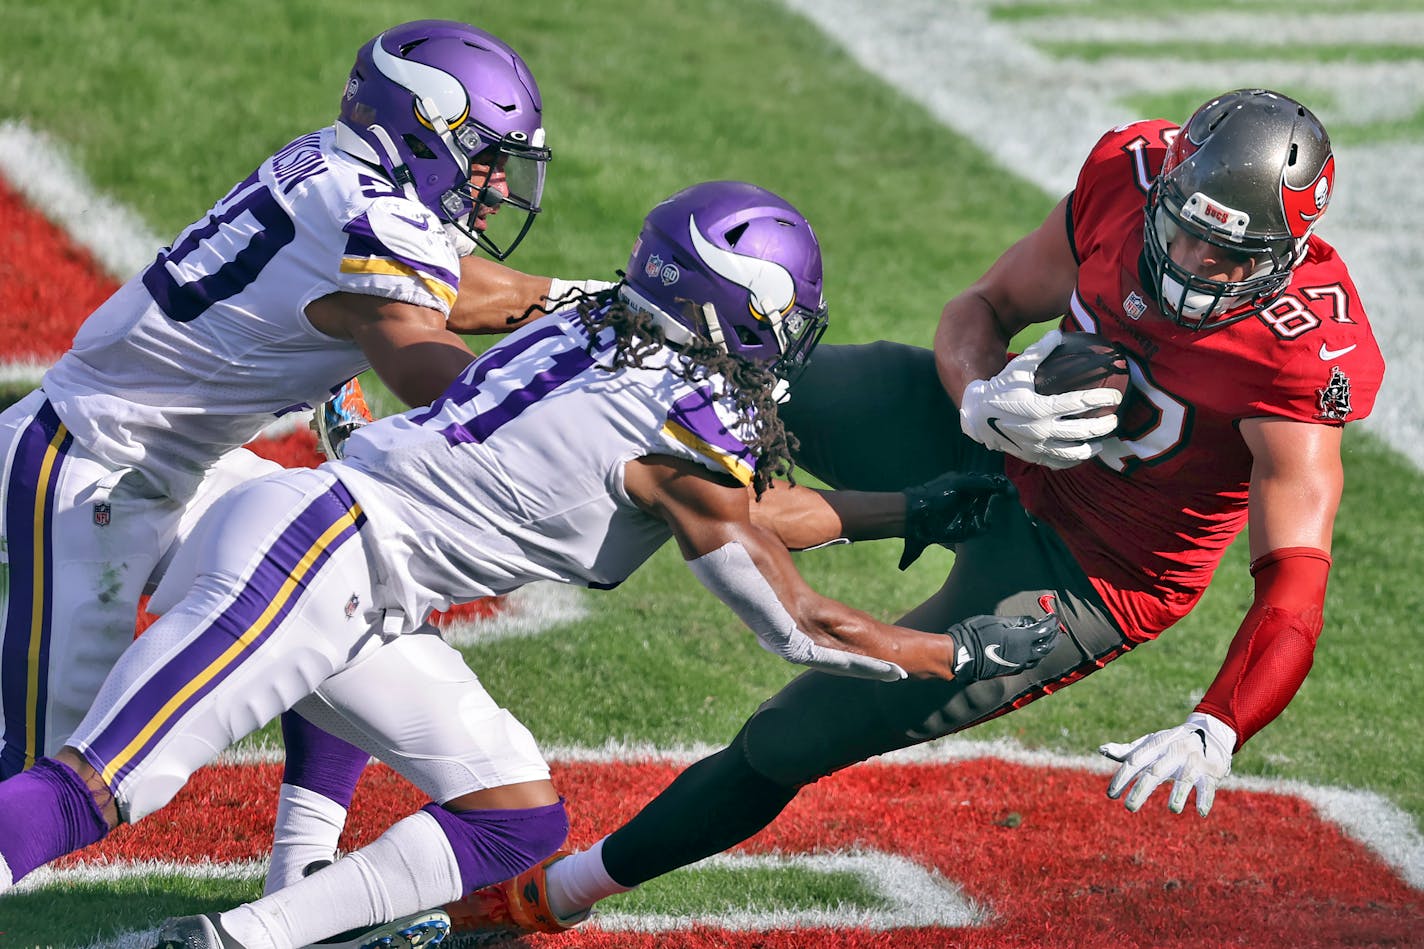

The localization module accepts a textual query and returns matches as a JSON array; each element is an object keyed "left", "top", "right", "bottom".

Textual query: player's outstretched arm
[
  {"left": 450, "top": 256, "right": 615, "bottom": 334},
  {"left": 625, "top": 455, "right": 1057, "bottom": 682},
  {"left": 747, "top": 472, "right": 1011, "bottom": 568},
  {"left": 1101, "top": 417, "right": 1342, "bottom": 817}
]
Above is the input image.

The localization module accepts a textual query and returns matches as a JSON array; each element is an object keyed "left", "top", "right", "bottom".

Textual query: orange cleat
[
  {"left": 313, "top": 376, "right": 374, "bottom": 459},
  {"left": 444, "top": 850, "right": 589, "bottom": 938}
]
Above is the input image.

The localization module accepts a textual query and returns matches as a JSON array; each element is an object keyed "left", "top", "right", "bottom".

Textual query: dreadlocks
[{"left": 564, "top": 284, "right": 798, "bottom": 498}]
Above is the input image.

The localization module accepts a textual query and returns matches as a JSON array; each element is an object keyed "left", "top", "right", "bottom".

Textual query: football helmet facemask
[
  {"left": 1143, "top": 88, "right": 1334, "bottom": 331},
  {"left": 335, "top": 19, "right": 550, "bottom": 260},
  {"left": 619, "top": 180, "right": 828, "bottom": 383}
]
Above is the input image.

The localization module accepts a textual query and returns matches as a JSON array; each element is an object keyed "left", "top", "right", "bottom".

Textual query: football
[{"left": 1033, "top": 331, "right": 1130, "bottom": 419}]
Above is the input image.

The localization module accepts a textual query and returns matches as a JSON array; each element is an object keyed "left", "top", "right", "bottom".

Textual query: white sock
[
  {"left": 545, "top": 838, "right": 631, "bottom": 919},
  {"left": 221, "top": 810, "right": 463, "bottom": 948},
  {"left": 264, "top": 783, "right": 349, "bottom": 895}
]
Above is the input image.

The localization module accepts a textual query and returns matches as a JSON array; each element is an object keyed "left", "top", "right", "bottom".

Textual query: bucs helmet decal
[{"left": 1281, "top": 154, "right": 1334, "bottom": 239}]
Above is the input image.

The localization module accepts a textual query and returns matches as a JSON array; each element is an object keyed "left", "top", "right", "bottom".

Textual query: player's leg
[
  {"left": 263, "top": 708, "right": 372, "bottom": 893},
  {"left": 0, "top": 393, "right": 180, "bottom": 776},
  {"left": 145, "top": 445, "right": 284, "bottom": 596},
  {"left": 141, "top": 446, "right": 373, "bottom": 895},
  {"left": 541, "top": 502, "right": 1129, "bottom": 922},
  {"left": 263, "top": 625, "right": 457, "bottom": 895},
  {"left": 216, "top": 631, "right": 566, "bottom": 948},
  {"left": 0, "top": 469, "right": 378, "bottom": 888}
]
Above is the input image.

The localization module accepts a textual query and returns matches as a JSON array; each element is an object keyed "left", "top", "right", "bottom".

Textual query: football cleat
[
  {"left": 313, "top": 377, "right": 375, "bottom": 460},
  {"left": 444, "top": 850, "right": 589, "bottom": 937},
  {"left": 150, "top": 914, "right": 244, "bottom": 949},
  {"left": 315, "top": 909, "right": 451, "bottom": 949}
]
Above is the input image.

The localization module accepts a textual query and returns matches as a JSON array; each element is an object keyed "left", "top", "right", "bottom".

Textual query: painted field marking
[
  {"left": 11, "top": 746, "right": 1420, "bottom": 948},
  {"left": 595, "top": 851, "right": 986, "bottom": 932}
]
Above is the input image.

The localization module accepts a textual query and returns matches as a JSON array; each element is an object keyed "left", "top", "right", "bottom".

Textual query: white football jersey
[
  {"left": 333, "top": 310, "right": 760, "bottom": 631},
  {"left": 41, "top": 126, "right": 461, "bottom": 499}
]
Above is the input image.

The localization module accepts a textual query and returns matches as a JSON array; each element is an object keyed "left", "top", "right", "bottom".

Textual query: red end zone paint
[
  {"left": 0, "top": 177, "right": 117, "bottom": 360},
  {"left": 57, "top": 759, "right": 1423, "bottom": 947}
]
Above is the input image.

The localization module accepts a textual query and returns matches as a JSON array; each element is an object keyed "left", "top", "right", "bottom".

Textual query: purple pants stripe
[
  {"left": 81, "top": 481, "right": 367, "bottom": 789},
  {"left": 0, "top": 401, "right": 72, "bottom": 779}
]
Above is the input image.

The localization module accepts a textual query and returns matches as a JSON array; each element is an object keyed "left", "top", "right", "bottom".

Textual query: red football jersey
[{"left": 1007, "top": 120, "right": 1385, "bottom": 641}]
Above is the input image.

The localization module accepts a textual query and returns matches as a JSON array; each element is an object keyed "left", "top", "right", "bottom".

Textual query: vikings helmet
[
  {"left": 620, "top": 181, "right": 828, "bottom": 382},
  {"left": 335, "top": 20, "right": 550, "bottom": 259},
  {"left": 1144, "top": 89, "right": 1334, "bottom": 330}
]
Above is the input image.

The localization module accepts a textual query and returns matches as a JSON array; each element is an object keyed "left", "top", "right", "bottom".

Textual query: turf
[{"left": 0, "top": 0, "right": 1420, "bottom": 945}]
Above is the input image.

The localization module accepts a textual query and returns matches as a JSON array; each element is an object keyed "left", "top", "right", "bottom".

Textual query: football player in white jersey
[
  {"left": 0, "top": 180, "right": 1059, "bottom": 948},
  {"left": 0, "top": 19, "right": 610, "bottom": 785}
]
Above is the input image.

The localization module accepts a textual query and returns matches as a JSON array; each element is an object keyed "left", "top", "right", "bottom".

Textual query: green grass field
[{"left": 1, "top": 0, "right": 1421, "bottom": 944}]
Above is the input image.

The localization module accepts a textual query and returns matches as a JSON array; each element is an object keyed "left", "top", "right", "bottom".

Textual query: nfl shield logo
[
  {"left": 645, "top": 254, "right": 664, "bottom": 280},
  {"left": 92, "top": 502, "right": 111, "bottom": 527},
  {"left": 1124, "top": 291, "right": 1147, "bottom": 320}
]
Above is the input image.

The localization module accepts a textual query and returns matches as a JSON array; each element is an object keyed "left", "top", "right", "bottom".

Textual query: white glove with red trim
[
  {"left": 1099, "top": 712, "right": 1236, "bottom": 817},
  {"left": 959, "top": 330, "right": 1121, "bottom": 470}
]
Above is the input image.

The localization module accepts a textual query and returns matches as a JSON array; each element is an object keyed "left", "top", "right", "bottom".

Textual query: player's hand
[
  {"left": 958, "top": 330, "right": 1121, "bottom": 469},
  {"left": 948, "top": 613, "right": 1061, "bottom": 683},
  {"left": 898, "top": 472, "right": 1013, "bottom": 570},
  {"left": 781, "top": 633, "right": 909, "bottom": 682},
  {"left": 1099, "top": 712, "right": 1236, "bottom": 817},
  {"left": 312, "top": 377, "right": 375, "bottom": 460}
]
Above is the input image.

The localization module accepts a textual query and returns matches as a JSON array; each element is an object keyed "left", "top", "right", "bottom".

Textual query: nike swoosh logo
[
  {"left": 985, "top": 417, "right": 1019, "bottom": 448},
  {"left": 983, "top": 644, "right": 1018, "bottom": 668},
  {"left": 1318, "top": 343, "right": 1356, "bottom": 361},
  {"left": 392, "top": 212, "right": 432, "bottom": 231}
]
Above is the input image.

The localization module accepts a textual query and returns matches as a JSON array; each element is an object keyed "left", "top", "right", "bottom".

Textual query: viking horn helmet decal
[
  {"left": 688, "top": 213, "right": 795, "bottom": 320},
  {"left": 371, "top": 32, "right": 471, "bottom": 128}
]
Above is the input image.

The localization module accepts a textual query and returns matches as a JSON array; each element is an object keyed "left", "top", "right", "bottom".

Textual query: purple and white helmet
[
  {"left": 336, "top": 20, "right": 550, "bottom": 259},
  {"left": 620, "top": 181, "right": 828, "bottom": 382}
]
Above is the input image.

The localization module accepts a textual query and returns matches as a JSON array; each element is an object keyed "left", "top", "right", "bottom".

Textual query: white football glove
[
  {"left": 959, "top": 329, "right": 1122, "bottom": 470},
  {"left": 1099, "top": 712, "right": 1236, "bottom": 817}
]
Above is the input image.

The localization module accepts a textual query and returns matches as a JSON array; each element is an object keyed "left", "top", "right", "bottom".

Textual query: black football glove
[
  {"left": 947, "top": 613, "right": 1061, "bottom": 684},
  {"left": 899, "top": 472, "right": 1012, "bottom": 570}
]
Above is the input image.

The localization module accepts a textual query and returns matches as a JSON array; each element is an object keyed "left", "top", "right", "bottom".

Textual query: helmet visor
[{"left": 444, "top": 125, "right": 551, "bottom": 260}]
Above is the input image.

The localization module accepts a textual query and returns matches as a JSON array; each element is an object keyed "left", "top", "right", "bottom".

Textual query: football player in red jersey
[{"left": 445, "top": 89, "right": 1386, "bottom": 936}]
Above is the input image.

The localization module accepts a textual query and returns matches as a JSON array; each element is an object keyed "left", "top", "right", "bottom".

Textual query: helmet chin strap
[
  {"left": 365, "top": 123, "right": 422, "bottom": 204},
  {"left": 443, "top": 222, "right": 478, "bottom": 257}
]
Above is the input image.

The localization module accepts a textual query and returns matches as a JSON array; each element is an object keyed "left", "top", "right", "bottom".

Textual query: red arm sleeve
[{"left": 1195, "top": 547, "right": 1331, "bottom": 750}]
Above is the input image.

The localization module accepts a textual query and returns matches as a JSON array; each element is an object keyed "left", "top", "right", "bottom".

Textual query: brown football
[{"left": 1032, "top": 331, "right": 1129, "bottom": 419}]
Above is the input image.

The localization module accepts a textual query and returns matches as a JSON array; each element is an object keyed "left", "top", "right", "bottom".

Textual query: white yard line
[{"left": 0, "top": 120, "right": 162, "bottom": 282}]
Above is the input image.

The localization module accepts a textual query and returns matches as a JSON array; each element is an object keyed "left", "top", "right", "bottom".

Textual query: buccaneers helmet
[{"left": 1144, "top": 89, "right": 1334, "bottom": 330}]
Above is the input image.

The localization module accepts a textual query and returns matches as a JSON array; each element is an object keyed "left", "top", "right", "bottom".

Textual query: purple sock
[
  {"left": 422, "top": 799, "right": 569, "bottom": 894},
  {"left": 279, "top": 711, "right": 369, "bottom": 808},
  {"left": 0, "top": 758, "right": 109, "bottom": 882}
]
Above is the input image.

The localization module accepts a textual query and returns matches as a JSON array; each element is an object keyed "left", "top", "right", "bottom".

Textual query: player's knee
[
  {"left": 738, "top": 704, "right": 841, "bottom": 790},
  {"left": 422, "top": 798, "right": 569, "bottom": 895}
]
